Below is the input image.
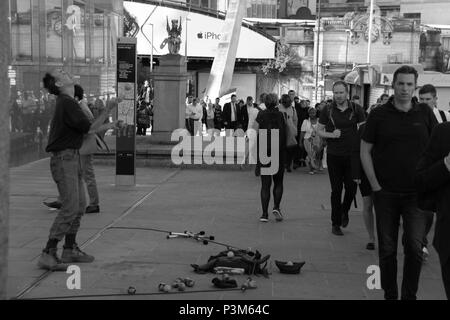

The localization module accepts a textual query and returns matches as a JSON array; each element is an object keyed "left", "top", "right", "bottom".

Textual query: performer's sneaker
[
  {"left": 37, "top": 248, "right": 68, "bottom": 271},
  {"left": 85, "top": 205, "right": 100, "bottom": 214},
  {"left": 422, "top": 246, "right": 429, "bottom": 262},
  {"left": 272, "top": 209, "right": 283, "bottom": 222},
  {"left": 61, "top": 245, "right": 95, "bottom": 263},
  {"left": 259, "top": 214, "right": 269, "bottom": 222}
]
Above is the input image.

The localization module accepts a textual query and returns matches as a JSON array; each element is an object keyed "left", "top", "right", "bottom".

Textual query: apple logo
[{"left": 197, "top": 32, "right": 203, "bottom": 39}]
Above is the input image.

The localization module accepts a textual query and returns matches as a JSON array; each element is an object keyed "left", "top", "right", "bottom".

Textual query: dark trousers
[
  {"left": 285, "top": 146, "right": 296, "bottom": 169},
  {"left": 326, "top": 154, "right": 357, "bottom": 227},
  {"left": 185, "top": 118, "right": 192, "bottom": 135},
  {"left": 136, "top": 125, "right": 147, "bottom": 135},
  {"left": 225, "top": 121, "right": 238, "bottom": 136},
  {"left": 423, "top": 211, "right": 434, "bottom": 247},
  {"left": 260, "top": 166, "right": 284, "bottom": 215},
  {"left": 373, "top": 191, "right": 426, "bottom": 300},
  {"left": 440, "top": 256, "right": 450, "bottom": 299}
]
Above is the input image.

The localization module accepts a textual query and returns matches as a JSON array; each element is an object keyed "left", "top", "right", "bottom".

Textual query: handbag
[{"left": 284, "top": 111, "right": 297, "bottom": 148}]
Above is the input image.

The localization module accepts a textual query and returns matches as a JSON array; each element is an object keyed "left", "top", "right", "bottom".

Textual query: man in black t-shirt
[
  {"left": 317, "top": 81, "right": 365, "bottom": 236},
  {"left": 361, "top": 66, "right": 437, "bottom": 300}
]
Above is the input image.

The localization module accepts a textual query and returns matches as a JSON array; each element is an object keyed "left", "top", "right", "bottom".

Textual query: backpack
[{"left": 325, "top": 101, "right": 357, "bottom": 132}]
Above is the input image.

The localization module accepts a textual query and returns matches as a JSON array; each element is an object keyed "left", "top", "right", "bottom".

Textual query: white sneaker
[{"left": 422, "top": 247, "right": 429, "bottom": 262}]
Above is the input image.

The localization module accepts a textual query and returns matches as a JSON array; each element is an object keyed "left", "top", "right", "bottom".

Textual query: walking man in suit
[
  {"left": 418, "top": 84, "right": 450, "bottom": 261},
  {"left": 415, "top": 122, "right": 450, "bottom": 299},
  {"left": 222, "top": 94, "right": 239, "bottom": 136}
]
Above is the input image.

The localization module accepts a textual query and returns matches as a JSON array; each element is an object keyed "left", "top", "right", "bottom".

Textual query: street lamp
[
  {"left": 185, "top": 17, "right": 191, "bottom": 58},
  {"left": 367, "top": 0, "right": 375, "bottom": 64},
  {"left": 315, "top": 0, "right": 322, "bottom": 104},
  {"left": 150, "top": 23, "right": 154, "bottom": 72}
]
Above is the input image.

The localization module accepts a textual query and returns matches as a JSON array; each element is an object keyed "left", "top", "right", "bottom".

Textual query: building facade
[{"left": 9, "top": 0, "right": 123, "bottom": 167}]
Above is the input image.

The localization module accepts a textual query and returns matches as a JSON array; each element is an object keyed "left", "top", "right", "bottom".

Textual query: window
[
  {"left": 442, "top": 37, "right": 450, "bottom": 51},
  {"left": 91, "top": 8, "right": 105, "bottom": 63},
  {"left": 11, "top": 0, "right": 32, "bottom": 61},
  {"left": 45, "top": 0, "right": 62, "bottom": 62},
  {"left": 305, "top": 44, "right": 314, "bottom": 57},
  {"left": 403, "top": 13, "right": 421, "bottom": 19},
  {"left": 72, "top": 1, "right": 86, "bottom": 62}
]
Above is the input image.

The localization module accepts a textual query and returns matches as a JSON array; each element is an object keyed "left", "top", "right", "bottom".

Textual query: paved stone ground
[{"left": 6, "top": 159, "right": 447, "bottom": 300}]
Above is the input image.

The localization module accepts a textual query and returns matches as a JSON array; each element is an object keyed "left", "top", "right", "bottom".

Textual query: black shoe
[
  {"left": 255, "top": 165, "right": 261, "bottom": 177},
  {"left": 332, "top": 226, "right": 344, "bottom": 236},
  {"left": 43, "top": 201, "right": 62, "bottom": 209},
  {"left": 366, "top": 242, "right": 375, "bottom": 250},
  {"left": 85, "top": 205, "right": 100, "bottom": 214},
  {"left": 259, "top": 214, "right": 269, "bottom": 222},
  {"left": 341, "top": 212, "right": 349, "bottom": 228}
]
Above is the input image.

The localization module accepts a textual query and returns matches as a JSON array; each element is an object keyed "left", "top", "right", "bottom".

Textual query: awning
[{"left": 344, "top": 70, "right": 360, "bottom": 84}]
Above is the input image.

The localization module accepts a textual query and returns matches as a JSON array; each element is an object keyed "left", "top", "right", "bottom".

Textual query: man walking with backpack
[{"left": 317, "top": 81, "right": 365, "bottom": 236}]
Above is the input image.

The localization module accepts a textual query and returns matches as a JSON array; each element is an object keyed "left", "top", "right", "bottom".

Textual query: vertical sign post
[{"left": 116, "top": 37, "right": 137, "bottom": 186}]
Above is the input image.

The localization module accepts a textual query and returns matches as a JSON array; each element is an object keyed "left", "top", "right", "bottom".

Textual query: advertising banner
[
  {"left": 124, "top": 1, "right": 275, "bottom": 59},
  {"left": 116, "top": 37, "right": 136, "bottom": 186}
]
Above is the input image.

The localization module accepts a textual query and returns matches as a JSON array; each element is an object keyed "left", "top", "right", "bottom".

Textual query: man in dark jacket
[
  {"left": 415, "top": 122, "right": 450, "bottom": 299},
  {"left": 222, "top": 94, "right": 240, "bottom": 134}
]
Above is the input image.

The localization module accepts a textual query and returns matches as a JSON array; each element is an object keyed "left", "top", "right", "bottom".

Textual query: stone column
[
  {"left": 0, "top": 0, "right": 11, "bottom": 300},
  {"left": 150, "top": 54, "right": 188, "bottom": 143}
]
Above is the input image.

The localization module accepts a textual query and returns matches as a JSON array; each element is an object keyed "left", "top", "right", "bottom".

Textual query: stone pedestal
[{"left": 150, "top": 54, "right": 188, "bottom": 143}]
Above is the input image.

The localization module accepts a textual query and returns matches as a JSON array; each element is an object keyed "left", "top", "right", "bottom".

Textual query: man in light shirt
[
  {"left": 185, "top": 95, "right": 194, "bottom": 135},
  {"left": 189, "top": 97, "right": 203, "bottom": 136},
  {"left": 288, "top": 90, "right": 296, "bottom": 108},
  {"left": 419, "top": 84, "right": 450, "bottom": 124}
]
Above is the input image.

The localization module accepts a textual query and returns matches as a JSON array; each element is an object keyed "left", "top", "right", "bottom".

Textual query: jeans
[
  {"left": 49, "top": 149, "right": 86, "bottom": 241},
  {"left": 423, "top": 210, "right": 434, "bottom": 247},
  {"left": 441, "top": 256, "right": 450, "bottom": 300},
  {"left": 326, "top": 154, "right": 357, "bottom": 227},
  {"left": 80, "top": 154, "right": 99, "bottom": 207},
  {"left": 373, "top": 190, "right": 426, "bottom": 300}
]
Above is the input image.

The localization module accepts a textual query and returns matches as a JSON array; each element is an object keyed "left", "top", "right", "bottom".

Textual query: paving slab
[{"left": 7, "top": 158, "right": 446, "bottom": 300}]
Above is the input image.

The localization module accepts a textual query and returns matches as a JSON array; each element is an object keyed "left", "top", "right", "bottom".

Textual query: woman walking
[
  {"left": 278, "top": 94, "right": 298, "bottom": 172},
  {"left": 252, "top": 93, "right": 287, "bottom": 222}
]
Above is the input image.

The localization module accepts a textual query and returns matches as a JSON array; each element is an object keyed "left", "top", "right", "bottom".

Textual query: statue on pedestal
[{"left": 160, "top": 17, "right": 182, "bottom": 54}]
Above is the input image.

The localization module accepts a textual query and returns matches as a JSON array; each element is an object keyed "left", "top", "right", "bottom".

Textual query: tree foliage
[{"left": 261, "top": 40, "right": 296, "bottom": 75}]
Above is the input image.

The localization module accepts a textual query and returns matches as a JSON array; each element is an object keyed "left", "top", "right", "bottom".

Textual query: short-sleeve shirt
[
  {"left": 301, "top": 119, "right": 318, "bottom": 140},
  {"left": 362, "top": 101, "right": 437, "bottom": 193},
  {"left": 318, "top": 101, "right": 365, "bottom": 156},
  {"left": 255, "top": 109, "right": 287, "bottom": 159}
]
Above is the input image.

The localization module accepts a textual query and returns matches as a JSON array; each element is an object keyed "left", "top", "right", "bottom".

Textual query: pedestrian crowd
[{"left": 31, "top": 66, "right": 450, "bottom": 300}]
